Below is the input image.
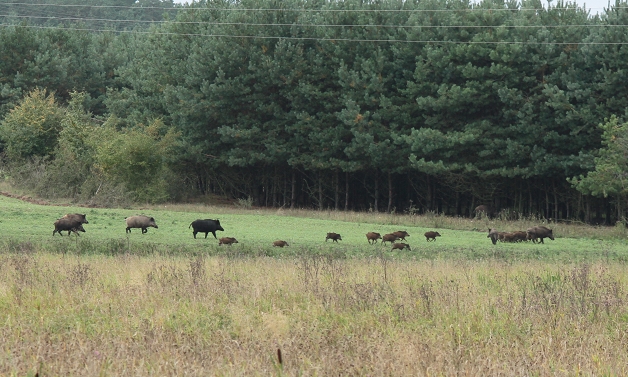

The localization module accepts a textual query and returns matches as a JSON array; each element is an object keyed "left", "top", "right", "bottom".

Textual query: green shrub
[{"left": 0, "top": 88, "right": 64, "bottom": 159}]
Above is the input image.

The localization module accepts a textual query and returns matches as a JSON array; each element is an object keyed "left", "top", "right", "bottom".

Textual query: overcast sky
[{"left": 567, "top": 0, "right": 612, "bottom": 14}]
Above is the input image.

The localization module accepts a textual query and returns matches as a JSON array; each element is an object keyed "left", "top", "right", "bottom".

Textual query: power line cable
[
  {"left": 2, "top": 22, "right": 626, "bottom": 45},
  {"left": 3, "top": 13, "right": 627, "bottom": 28},
  {"left": 0, "top": 2, "right": 612, "bottom": 12}
]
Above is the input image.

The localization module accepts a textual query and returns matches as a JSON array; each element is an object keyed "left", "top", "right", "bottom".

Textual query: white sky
[{"left": 565, "top": 0, "right": 613, "bottom": 15}]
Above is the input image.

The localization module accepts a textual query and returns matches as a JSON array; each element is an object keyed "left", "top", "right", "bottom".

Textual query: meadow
[{"left": 2, "top": 195, "right": 628, "bottom": 375}]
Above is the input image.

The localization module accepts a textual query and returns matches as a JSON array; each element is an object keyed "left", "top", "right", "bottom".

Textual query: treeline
[{"left": 1, "top": 0, "right": 628, "bottom": 223}]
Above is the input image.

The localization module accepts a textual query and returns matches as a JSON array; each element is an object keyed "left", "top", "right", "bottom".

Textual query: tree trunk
[
  {"left": 387, "top": 172, "right": 393, "bottom": 213},
  {"left": 553, "top": 179, "right": 558, "bottom": 220},
  {"left": 345, "top": 171, "right": 349, "bottom": 211},
  {"left": 374, "top": 171, "right": 379, "bottom": 212},
  {"left": 545, "top": 187, "right": 550, "bottom": 220},
  {"left": 290, "top": 170, "right": 296, "bottom": 209},
  {"left": 334, "top": 170, "right": 339, "bottom": 211},
  {"left": 426, "top": 174, "right": 432, "bottom": 211},
  {"left": 318, "top": 172, "right": 323, "bottom": 211},
  {"left": 271, "top": 173, "right": 277, "bottom": 207}
]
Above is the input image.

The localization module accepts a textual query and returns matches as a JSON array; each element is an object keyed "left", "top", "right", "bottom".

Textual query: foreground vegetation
[{"left": 2, "top": 253, "right": 628, "bottom": 375}]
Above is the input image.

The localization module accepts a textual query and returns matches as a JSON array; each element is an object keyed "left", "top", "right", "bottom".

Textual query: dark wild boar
[
  {"left": 189, "top": 219, "right": 224, "bottom": 239},
  {"left": 381, "top": 233, "right": 399, "bottom": 245},
  {"left": 125, "top": 215, "right": 158, "bottom": 234},
  {"left": 424, "top": 231, "right": 441, "bottom": 242},
  {"left": 53, "top": 219, "right": 86, "bottom": 236},
  {"left": 526, "top": 226, "right": 554, "bottom": 244},
  {"left": 474, "top": 205, "right": 496, "bottom": 219},
  {"left": 391, "top": 242, "right": 411, "bottom": 251},
  {"left": 392, "top": 230, "right": 410, "bottom": 241},
  {"left": 366, "top": 232, "right": 382, "bottom": 244},
  {"left": 487, "top": 228, "right": 499, "bottom": 245},
  {"left": 273, "top": 240, "right": 289, "bottom": 247},
  {"left": 219, "top": 237, "right": 238, "bottom": 246},
  {"left": 325, "top": 233, "right": 342, "bottom": 242}
]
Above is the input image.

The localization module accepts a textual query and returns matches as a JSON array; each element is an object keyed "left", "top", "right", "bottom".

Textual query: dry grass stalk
[{"left": 1, "top": 254, "right": 628, "bottom": 375}]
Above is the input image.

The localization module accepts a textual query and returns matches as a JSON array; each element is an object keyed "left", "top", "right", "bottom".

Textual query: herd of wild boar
[
  {"left": 52, "top": 213, "right": 555, "bottom": 250},
  {"left": 487, "top": 226, "right": 555, "bottom": 245}
]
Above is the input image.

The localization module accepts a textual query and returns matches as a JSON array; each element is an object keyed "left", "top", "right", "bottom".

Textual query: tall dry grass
[{"left": 2, "top": 251, "right": 628, "bottom": 376}]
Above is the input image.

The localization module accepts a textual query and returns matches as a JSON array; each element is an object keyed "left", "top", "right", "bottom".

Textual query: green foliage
[
  {"left": 3, "top": 0, "right": 628, "bottom": 215},
  {"left": 93, "top": 119, "right": 180, "bottom": 203},
  {"left": 3, "top": 91, "right": 103, "bottom": 201},
  {"left": 571, "top": 116, "right": 628, "bottom": 198},
  {"left": 0, "top": 88, "right": 64, "bottom": 159}
]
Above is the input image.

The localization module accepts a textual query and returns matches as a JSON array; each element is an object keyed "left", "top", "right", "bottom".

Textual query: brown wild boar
[
  {"left": 53, "top": 218, "right": 86, "bottom": 236},
  {"left": 487, "top": 228, "right": 500, "bottom": 245},
  {"left": 366, "top": 232, "right": 382, "bottom": 244},
  {"left": 325, "top": 232, "right": 342, "bottom": 242},
  {"left": 61, "top": 213, "right": 89, "bottom": 224},
  {"left": 392, "top": 230, "right": 410, "bottom": 241},
  {"left": 125, "top": 215, "right": 158, "bottom": 234},
  {"left": 511, "top": 231, "right": 528, "bottom": 242},
  {"left": 381, "top": 233, "right": 399, "bottom": 245},
  {"left": 273, "top": 240, "right": 289, "bottom": 247},
  {"left": 391, "top": 243, "right": 411, "bottom": 251},
  {"left": 526, "top": 226, "right": 554, "bottom": 244},
  {"left": 501, "top": 232, "right": 518, "bottom": 243},
  {"left": 219, "top": 237, "right": 239, "bottom": 246},
  {"left": 424, "top": 231, "right": 441, "bottom": 242}
]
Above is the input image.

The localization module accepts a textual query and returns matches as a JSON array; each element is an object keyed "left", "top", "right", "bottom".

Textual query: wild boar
[
  {"left": 61, "top": 213, "right": 89, "bottom": 224},
  {"left": 219, "top": 237, "right": 238, "bottom": 246},
  {"left": 424, "top": 231, "right": 441, "bottom": 242},
  {"left": 497, "top": 232, "right": 509, "bottom": 242},
  {"left": 53, "top": 218, "right": 86, "bottom": 236},
  {"left": 501, "top": 232, "right": 518, "bottom": 243},
  {"left": 125, "top": 215, "right": 158, "bottom": 234},
  {"left": 366, "top": 232, "right": 382, "bottom": 244},
  {"left": 487, "top": 228, "right": 499, "bottom": 245},
  {"left": 381, "top": 233, "right": 399, "bottom": 245},
  {"left": 325, "top": 233, "right": 342, "bottom": 242},
  {"left": 189, "top": 219, "right": 224, "bottom": 239},
  {"left": 526, "top": 226, "right": 554, "bottom": 244},
  {"left": 392, "top": 230, "right": 410, "bottom": 241},
  {"left": 511, "top": 231, "right": 528, "bottom": 242},
  {"left": 273, "top": 240, "right": 289, "bottom": 247},
  {"left": 474, "top": 205, "right": 496, "bottom": 219},
  {"left": 391, "top": 242, "right": 411, "bottom": 251}
]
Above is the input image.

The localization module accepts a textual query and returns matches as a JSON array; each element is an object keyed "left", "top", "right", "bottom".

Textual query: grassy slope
[{"left": 1, "top": 195, "right": 627, "bottom": 262}]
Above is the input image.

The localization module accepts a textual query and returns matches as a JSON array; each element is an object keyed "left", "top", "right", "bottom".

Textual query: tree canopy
[{"left": 1, "top": 0, "right": 628, "bottom": 222}]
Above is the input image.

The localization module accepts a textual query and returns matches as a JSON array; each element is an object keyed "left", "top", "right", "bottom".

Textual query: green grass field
[
  {"left": 1, "top": 194, "right": 627, "bottom": 263},
  {"left": 3, "top": 195, "right": 628, "bottom": 375}
]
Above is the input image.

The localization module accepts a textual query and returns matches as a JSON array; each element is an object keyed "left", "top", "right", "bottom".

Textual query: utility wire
[
  {"left": 0, "top": 2, "right": 611, "bottom": 12},
  {"left": 2, "top": 13, "right": 626, "bottom": 28},
  {"left": 2, "top": 22, "right": 626, "bottom": 45}
]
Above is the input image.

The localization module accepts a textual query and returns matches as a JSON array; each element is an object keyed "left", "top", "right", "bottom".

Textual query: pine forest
[{"left": 2, "top": 0, "right": 628, "bottom": 223}]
